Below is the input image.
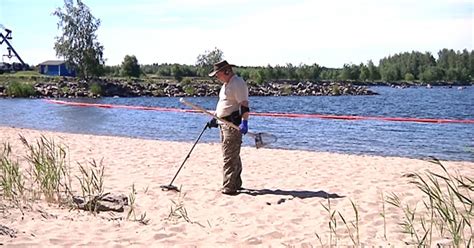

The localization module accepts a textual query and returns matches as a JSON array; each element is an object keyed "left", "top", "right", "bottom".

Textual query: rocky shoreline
[{"left": 0, "top": 79, "right": 378, "bottom": 98}]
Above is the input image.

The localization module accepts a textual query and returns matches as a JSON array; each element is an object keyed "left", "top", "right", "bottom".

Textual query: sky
[{"left": 0, "top": 0, "right": 472, "bottom": 68}]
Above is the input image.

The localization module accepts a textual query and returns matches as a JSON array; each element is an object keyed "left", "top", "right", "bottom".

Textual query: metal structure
[{"left": 0, "top": 24, "right": 26, "bottom": 68}]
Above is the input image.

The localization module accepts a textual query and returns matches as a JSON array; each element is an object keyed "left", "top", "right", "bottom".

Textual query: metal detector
[
  {"left": 179, "top": 98, "right": 277, "bottom": 148},
  {"left": 160, "top": 123, "right": 208, "bottom": 192}
]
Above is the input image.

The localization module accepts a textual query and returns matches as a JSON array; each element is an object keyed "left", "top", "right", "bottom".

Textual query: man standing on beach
[{"left": 207, "top": 60, "right": 250, "bottom": 195}]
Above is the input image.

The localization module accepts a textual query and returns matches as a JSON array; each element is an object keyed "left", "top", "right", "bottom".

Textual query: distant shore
[{"left": 0, "top": 74, "right": 471, "bottom": 98}]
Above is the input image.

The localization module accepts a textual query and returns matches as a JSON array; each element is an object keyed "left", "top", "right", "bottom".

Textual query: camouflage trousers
[{"left": 219, "top": 124, "right": 243, "bottom": 191}]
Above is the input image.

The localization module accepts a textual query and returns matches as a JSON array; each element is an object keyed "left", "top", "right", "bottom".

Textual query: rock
[
  {"left": 1, "top": 79, "right": 380, "bottom": 98},
  {"left": 72, "top": 192, "right": 128, "bottom": 212}
]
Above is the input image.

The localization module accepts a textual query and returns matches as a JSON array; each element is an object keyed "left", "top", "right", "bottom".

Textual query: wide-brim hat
[{"left": 208, "top": 60, "right": 236, "bottom": 77}]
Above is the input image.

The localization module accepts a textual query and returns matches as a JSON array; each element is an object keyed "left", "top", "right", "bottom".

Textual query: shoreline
[
  {"left": 2, "top": 125, "right": 472, "bottom": 163},
  {"left": 1, "top": 126, "right": 473, "bottom": 246}
]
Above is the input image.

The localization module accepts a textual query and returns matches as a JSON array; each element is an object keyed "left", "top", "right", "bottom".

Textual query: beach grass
[
  {"left": 385, "top": 157, "right": 472, "bottom": 246},
  {"left": 126, "top": 183, "right": 150, "bottom": 225},
  {"left": 312, "top": 157, "right": 472, "bottom": 246},
  {"left": 20, "top": 135, "right": 72, "bottom": 204},
  {"left": 0, "top": 142, "right": 25, "bottom": 201},
  {"left": 76, "top": 159, "right": 105, "bottom": 213}
]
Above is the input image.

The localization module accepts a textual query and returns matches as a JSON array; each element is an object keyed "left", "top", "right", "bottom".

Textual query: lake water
[{"left": 0, "top": 86, "right": 473, "bottom": 161}]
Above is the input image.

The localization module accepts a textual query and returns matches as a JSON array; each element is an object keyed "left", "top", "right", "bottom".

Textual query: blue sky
[{"left": 0, "top": 0, "right": 472, "bottom": 67}]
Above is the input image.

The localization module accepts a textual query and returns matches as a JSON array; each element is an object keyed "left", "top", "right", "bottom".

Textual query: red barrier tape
[{"left": 45, "top": 99, "right": 474, "bottom": 124}]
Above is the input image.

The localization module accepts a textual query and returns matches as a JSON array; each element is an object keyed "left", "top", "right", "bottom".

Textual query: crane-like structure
[{"left": 0, "top": 24, "right": 26, "bottom": 70}]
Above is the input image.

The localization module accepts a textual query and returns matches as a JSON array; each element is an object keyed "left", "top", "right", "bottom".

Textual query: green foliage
[
  {"left": 281, "top": 84, "right": 292, "bottom": 95},
  {"left": 359, "top": 64, "right": 370, "bottom": 81},
  {"left": 6, "top": 81, "right": 36, "bottom": 97},
  {"left": 0, "top": 143, "right": 25, "bottom": 200},
  {"left": 331, "top": 84, "right": 341, "bottom": 95},
  {"left": 380, "top": 64, "right": 400, "bottom": 82},
  {"left": 339, "top": 64, "right": 360, "bottom": 80},
  {"left": 419, "top": 66, "right": 443, "bottom": 83},
  {"left": 181, "top": 77, "right": 192, "bottom": 84},
  {"left": 367, "top": 60, "right": 380, "bottom": 81},
  {"left": 120, "top": 55, "right": 140, "bottom": 78},
  {"left": 171, "top": 64, "right": 184, "bottom": 82},
  {"left": 404, "top": 73, "right": 415, "bottom": 81},
  {"left": 183, "top": 85, "right": 195, "bottom": 95},
  {"left": 89, "top": 82, "right": 102, "bottom": 95},
  {"left": 249, "top": 69, "right": 265, "bottom": 84},
  {"left": 11, "top": 71, "right": 42, "bottom": 77},
  {"left": 53, "top": 0, "right": 105, "bottom": 79},
  {"left": 195, "top": 47, "right": 224, "bottom": 77},
  {"left": 102, "top": 48, "right": 472, "bottom": 84}
]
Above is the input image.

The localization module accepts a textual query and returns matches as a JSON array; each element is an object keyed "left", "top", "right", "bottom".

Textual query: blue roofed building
[{"left": 38, "top": 60, "right": 75, "bottom": 77}]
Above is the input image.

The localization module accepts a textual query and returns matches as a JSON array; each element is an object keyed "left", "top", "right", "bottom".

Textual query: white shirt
[{"left": 215, "top": 75, "right": 249, "bottom": 118}]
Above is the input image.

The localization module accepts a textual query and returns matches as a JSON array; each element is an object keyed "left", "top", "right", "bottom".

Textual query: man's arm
[{"left": 240, "top": 100, "right": 249, "bottom": 120}]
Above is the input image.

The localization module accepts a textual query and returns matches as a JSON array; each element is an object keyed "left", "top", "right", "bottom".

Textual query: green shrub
[
  {"left": 183, "top": 85, "right": 196, "bottom": 95},
  {"left": 89, "top": 82, "right": 102, "bottom": 96},
  {"left": 404, "top": 73, "right": 415, "bottom": 81},
  {"left": 181, "top": 77, "right": 192, "bottom": 84},
  {"left": 331, "top": 84, "right": 341, "bottom": 95},
  {"left": 282, "top": 84, "right": 292, "bottom": 95},
  {"left": 6, "top": 81, "right": 36, "bottom": 97}
]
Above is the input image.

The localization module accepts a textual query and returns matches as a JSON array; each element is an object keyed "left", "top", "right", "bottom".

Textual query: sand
[{"left": 0, "top": 126, "right": 472, "bottom": 247}]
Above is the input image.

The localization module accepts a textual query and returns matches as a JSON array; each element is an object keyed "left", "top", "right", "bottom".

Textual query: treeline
[
  {"left": 104, "top": 49, "right": 472, "bottom": 84},
  {"left": 50, "top": 1, "right": 472, "bottom": 84}
]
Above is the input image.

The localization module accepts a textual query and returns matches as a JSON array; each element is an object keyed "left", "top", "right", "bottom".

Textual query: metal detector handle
[
  {"left": 180, "top": 98, "right": 265, "bottom": 148},
  {"left": 179, "top": 98, "right": 241, "bottom": 131}
]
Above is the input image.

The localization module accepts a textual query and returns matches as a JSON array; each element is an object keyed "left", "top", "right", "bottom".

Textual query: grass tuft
[
  {"left": 20, "top": 135, "right": 72, "bottom": 204},
  {"left": 386, "top": 158, "right": 472, "bottom": 246},
  {"left": 166, "top": 187, "right": 203, "bottom": 227},
  {"left": 0, "top": 142, "right": 26, "bottom": 201},
  {"left": 76, "top": 159, "right": 106, "bottom": 213},
  {"left": 126, "top": 183, "right": 149, "bottom": 225}
]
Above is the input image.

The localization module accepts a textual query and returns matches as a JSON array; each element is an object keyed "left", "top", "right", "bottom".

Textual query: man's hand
[
  {"left": 206, "top": 118, "right": 218, "bottom": 129},
  {"left": 239, "top": 120, "right": 248, "bottom": 134}
]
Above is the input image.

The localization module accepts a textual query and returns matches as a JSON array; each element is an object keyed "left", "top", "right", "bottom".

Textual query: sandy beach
[{"left": 1, "top": 126, "right": 472, "bottom": 247}]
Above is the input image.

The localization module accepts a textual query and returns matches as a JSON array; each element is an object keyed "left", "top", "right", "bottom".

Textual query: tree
[
  {"left": 53, "top": 0, "right": 104, "bottom": 79},
  {"left": 171, "top": 64, "right": 184, "bottom": 82},
  {"left": 404, "top": 73, "right": 415, "bottom": 81},
  {"left": 339, "top": 63, "right": 360, "bottom": 80},
  {"left": 249, "top": 69, "right": 265, "bottom": 84},
  {"left": 419, "top": 66, "right": 443, "bottom": 82},
  {"left": 196, "top": 47, "right": 224, "bottom": 77},
  {"left": 359, "top": 64, "right": 370, "bottom": 81},
  {"left": 120, "top": 55, "right": 140, "bottom": 78},
  {"left": 367, "top": 60, "right": 380, "bottom": 81}
]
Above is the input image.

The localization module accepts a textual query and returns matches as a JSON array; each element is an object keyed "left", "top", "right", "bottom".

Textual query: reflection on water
[{"left": 0, "top": 86, "right": 473, "bottom": 161}]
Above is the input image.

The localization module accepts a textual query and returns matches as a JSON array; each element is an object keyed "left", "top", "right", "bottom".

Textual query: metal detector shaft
[
  {"left": 180, "top": 98, "right": 241, "bottom": 130},
  {"left": 166, "top": 123, "right": 207, "bottom": 187},
  {"left": 179, "top": 98, "right": 265, "bottom": 148}
]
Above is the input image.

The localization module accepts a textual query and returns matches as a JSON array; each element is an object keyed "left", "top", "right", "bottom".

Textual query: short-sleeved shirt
[{"left": 216, "top": 75, "right": 249, "bottom": 118}]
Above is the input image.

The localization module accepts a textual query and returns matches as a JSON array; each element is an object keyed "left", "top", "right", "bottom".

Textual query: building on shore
[{"left": 38, "top": 60, "right": 75, "bottom": 77}]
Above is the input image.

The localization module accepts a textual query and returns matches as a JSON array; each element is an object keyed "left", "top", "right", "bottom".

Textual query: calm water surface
[{"left": 0, "top": 86, "right": 473, "bottom": 161}]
